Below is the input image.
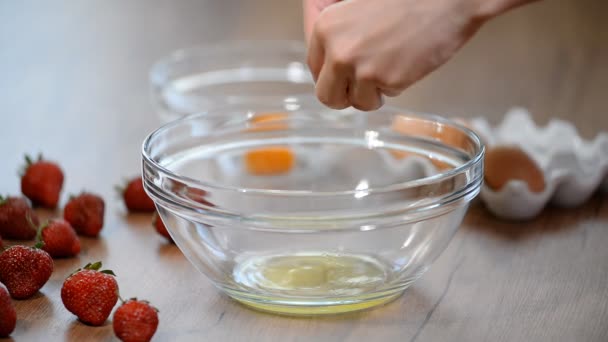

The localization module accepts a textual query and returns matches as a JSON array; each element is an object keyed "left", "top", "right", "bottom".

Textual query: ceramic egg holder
[{"left": 471, "top": 108, "right": 608, "bottom": 220}]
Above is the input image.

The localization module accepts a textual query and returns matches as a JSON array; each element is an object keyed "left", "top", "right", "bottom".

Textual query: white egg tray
[{"left": 470, "top": 108, "right": 608, "bottom": 220}]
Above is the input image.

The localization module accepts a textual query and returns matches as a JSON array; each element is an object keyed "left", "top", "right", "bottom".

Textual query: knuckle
[
  {"left": 355, "top": 67, "right": 378, "bottom": 84},
  {"left": 329, "top": 48, "right": 354, "bottom": 70},
  {"left": 380, "top": 74, "right": 409, "bottom": 91},
  {"left": 313, "top": 12, "right": 333, "bottom": 38},
  {"left": 327, "top": 42, "right": 360, "bottom": 71}
]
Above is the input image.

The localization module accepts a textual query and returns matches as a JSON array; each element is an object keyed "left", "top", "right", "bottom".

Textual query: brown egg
[{"left": 484, "top": 146, "right": 545, "bottom": 193}]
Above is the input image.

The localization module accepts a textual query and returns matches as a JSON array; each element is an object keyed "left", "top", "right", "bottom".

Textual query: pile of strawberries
[{"left": 0, "top": 155, "right": 171, "bottom": 341}]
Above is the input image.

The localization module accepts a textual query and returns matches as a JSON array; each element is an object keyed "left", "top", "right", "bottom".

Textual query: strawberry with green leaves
[
  {"left": 36, "top": 219, "right": 81, "bottom": 258},
  {"left": 0, "top": 195, "right": 39, "bottom": 240},
  {"left": 61, "top": 261, "right": 119, "bottom": 326},
  {"left": 0, "top": 245, "right": 53, "bottom": 299},
  {"left": 63, "top": 192, "right": 105, "bottom": 237},
  {"left": 20, "top": 154, "right": 64, "bottom": 209},
  {"left": 113, "top": 298, "right": 159, "bottom": 342}
]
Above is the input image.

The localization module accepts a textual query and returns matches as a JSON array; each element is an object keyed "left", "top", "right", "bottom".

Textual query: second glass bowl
[{"left": 150, "top": 40, "right": 317, "bottom": 122}]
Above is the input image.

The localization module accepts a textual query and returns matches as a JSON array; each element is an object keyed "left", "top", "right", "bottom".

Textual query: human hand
[
  {"left": 303, "top": 0, "right": 536, "bottom": 111},
  {"left": 303, "top": 0, "right": 339, "bottom": 44}
]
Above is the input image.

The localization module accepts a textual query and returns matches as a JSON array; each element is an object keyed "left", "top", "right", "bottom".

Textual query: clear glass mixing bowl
[
  {"left": 150, "top": 40, "right": 317, "bottom": 122},
  {"left": 142, "top": 105, "right": 484, "bottom": 315}
]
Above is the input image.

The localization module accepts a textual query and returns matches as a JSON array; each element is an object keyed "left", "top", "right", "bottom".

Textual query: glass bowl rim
[
  {"left": 141, "top": 106, "right": 485, "bottom": 198},
  {"left": 149, "top": 39, "right": 312, "bottom": 90}
]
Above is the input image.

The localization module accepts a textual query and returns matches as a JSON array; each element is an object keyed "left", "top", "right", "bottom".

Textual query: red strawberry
[
  {"left": 20, "top": 154, "right": 64, "bottom": 209},
  {"left": 0, "top": 283, "right": 16, "bottom": 337},
  {"left": 0, "top": 235, "right": 3, "bottom": 249},
  {"left": 0, "top": 245, "right": 53, "bottom": 299},
  {"left": 153, "top": 212, "right": 173, "bottom": 243},
  {"left": 37, "top": 219, "right": 81, "bottom": 258},
  {"left": 113, "top": 298, "right": 159, "bottom": 342},
  {"left": 0, "top": 196, "right": 39, "bottom": 240},
  {"left": 61, "top": 261, "right": 119, "bottom": 326},
  {"left": 118, "top": 177, "right": 155, "bottom": 213},
  {"left": 63, "top": 192, "right": 105, "bottom": 237}
]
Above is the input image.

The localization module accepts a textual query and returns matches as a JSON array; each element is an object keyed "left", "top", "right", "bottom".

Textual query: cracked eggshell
[{"left": 470, "top": 107, "right": 608, "bottom": 220}]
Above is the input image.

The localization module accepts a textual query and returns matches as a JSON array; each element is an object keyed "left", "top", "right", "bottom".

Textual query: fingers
[
  {"left": 306, "top": 0, "right": 391, "bottom": 111},
  {"left": 306, "top": 25, "right": 324, "bottom": 82},
  {"left": 307, "top": 3, "right": 349, "bottom": 108},
  {"left": 315, "top": 58, "right": 350, "bottom": 109},
  {"left": 349, "top": 81, "right": 383, "bottom": 111}
]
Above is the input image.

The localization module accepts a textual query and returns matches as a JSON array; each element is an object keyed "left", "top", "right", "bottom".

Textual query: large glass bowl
[
  {"left": 150, "top": 40, "right": 317, "bottom": 122},
  {"left": 142, "top": 105, "right": 484, "bottom": 315}
]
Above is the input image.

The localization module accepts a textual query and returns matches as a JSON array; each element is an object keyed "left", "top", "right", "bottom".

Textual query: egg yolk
[{"left": 245, "top": 147, "right": 295, "bottom": 175}]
